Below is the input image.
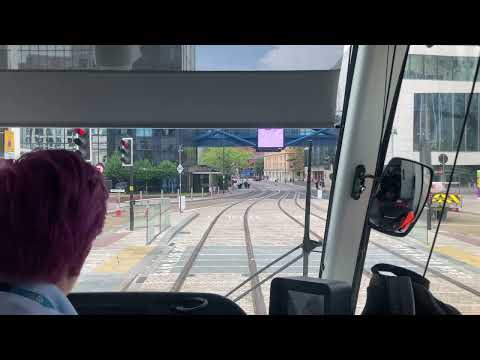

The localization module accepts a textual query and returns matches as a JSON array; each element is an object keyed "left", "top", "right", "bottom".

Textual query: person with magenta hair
[{"left": 0, "top": 150, "right": 108, "bottom": 315}]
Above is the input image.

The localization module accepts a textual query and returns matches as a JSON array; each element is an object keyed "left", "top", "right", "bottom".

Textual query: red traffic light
[
  {"left": 120, "top": 139, "right": 130, "bottom": 149},
  {"left": 74, "top": 128, "right": 86, "bottom": 136}
]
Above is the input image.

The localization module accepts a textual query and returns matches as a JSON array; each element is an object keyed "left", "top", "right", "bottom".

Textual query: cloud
[{"left": 257, "top": 45, "right": 344, "bottom": 70}]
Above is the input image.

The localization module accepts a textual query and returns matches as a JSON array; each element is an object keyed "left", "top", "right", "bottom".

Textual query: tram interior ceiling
[{"left": 0, "top": 70, "right": 339, "bottom": 129}]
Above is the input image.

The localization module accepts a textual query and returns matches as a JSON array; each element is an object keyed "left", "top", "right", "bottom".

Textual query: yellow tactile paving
[
  {"left": 435, "top": 246, "right": 480, "bottom": 268},
  {"left": 94, "top": 246, "right": 153, "bottom": 273}
]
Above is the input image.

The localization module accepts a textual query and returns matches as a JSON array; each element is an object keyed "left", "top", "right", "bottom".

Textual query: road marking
[
  {"left": 435, "top": 246, "right": 480, "bottom": 268},
  {"left": 94, "top": 246, "right": 154, "bottom": 273}
]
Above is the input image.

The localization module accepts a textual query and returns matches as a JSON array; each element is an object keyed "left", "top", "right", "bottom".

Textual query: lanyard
[{"left": 0, "top": 283, "right": 56, "bottom": 310}]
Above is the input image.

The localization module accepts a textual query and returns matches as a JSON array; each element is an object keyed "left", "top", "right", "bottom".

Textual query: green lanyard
[{"left": 0, "top": 283, "right": 56, "bottom": 310}]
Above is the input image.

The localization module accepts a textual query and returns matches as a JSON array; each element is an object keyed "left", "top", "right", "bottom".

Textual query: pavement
[
  {"left": 75, "top": 209, "right": 196, "bottom": 292},
  {"left": 74, "top": 180, "right": 479, "bottom": 315}
]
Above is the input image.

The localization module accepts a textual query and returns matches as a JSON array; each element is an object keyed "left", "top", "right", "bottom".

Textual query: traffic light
[
  {"left": 119, "top": 138, "right": 133, "bottom": 166},
  {"left": 74, "top": 128, "right": 91, "bottom": 161}
]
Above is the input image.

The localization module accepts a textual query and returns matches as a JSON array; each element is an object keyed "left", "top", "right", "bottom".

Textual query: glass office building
[{"left": 388, "top": 45, "right": 480, "bottom": 184}]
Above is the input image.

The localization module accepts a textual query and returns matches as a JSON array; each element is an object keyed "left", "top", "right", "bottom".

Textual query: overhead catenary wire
[{"left": 423, "top": 50, "right": 480, "bottom": 277}]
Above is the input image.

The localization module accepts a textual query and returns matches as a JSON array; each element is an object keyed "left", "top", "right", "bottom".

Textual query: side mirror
[{"left": 368, "top": 158, "right": 433, "bottom": 237}]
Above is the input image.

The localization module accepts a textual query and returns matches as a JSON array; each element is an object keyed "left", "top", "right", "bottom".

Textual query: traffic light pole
[
  {"left": 130, "top": 165, "right": 134, "bottom": 231},
  {"left": 178, "top": 145, "right": 183, "bottom": 214}
]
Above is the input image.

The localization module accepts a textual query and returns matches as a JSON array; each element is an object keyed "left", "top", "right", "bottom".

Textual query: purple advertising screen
[{"left": 257, "top": 128, "right": 284, "bottom": 149}]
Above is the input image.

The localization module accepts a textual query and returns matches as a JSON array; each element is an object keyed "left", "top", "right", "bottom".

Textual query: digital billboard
[{"left": 257, "top": 128, "right": 284, "bottom": 151}]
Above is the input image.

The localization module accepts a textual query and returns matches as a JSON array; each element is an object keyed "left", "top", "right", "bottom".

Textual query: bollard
[
  {"left": 191, "top": 187, "right": 193, "bottom": 200},
  {"left": 202, "top": 188, "right": 204, "bottom": 198},
  {"left": 161, "top": 189, "right": 164, "bottom": 199},
  {"left": 140, "top": 190, "right": 143, "bottom": 200}
]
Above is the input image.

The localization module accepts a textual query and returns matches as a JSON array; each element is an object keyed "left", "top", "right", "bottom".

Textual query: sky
[{"left": 196, "top": 45, "right": 344, "bottom": 71}]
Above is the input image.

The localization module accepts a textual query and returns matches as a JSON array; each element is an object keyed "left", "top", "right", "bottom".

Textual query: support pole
[
  {"left": 178, "top": 145, "right": 183, "bottom": 214},
  {"left": 303, "top": 140, "right": 313, "bottom": 277},
  {"left": 129, "top": 165, "right": 134, "bottom": 231}
]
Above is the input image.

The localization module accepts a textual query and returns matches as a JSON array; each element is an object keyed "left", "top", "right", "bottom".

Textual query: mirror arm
[{"left": 351, "top": 165, "right": 379, "bottom": 200}]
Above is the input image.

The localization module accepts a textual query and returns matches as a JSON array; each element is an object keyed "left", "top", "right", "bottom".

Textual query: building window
[
  {"left": 453, "top": 94, "right": 466, "bottom": 151},
  {"left": 424, "top": 55, "right": 437, "bottom": 80},
  {"left": 437, "top": 56, "right": 453, "bottom": 80},
  {"left": 439, "top": 93, "right": 453, "bottom": 151},
  {"left": 136, "top": 128, "right": 152, "bottom": 137},
  {"left": 466, "top": 95, "right": 479, "bottom": 151},
  {"left": 406, "top": 55, "right": 424, "bottom": 79},
  {"left": 405, "top": 55, "right": 478, "bottom": 81},
  {"left": 414, "top": 93, "right": 480, "bottom": 153}
]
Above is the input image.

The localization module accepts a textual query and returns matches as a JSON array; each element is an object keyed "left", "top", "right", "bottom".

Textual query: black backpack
[{"left": 361, "top": 263, "right": 461, "bottom": 315}]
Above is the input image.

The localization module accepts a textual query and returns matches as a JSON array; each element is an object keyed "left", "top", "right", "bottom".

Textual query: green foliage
[
  {"left": 291, "top": 148, "right": 305, "bottom": 173},
  {"left": 104, "top": 152, "right": 178, "bottom": 187},
  {"left": 104, "top": 151, "right": 129, "bottom": 182},
  {"left": 156, "top": 160, "right": 178, "bottom": 180},
  {"left": 201, "top": 147, "right": 251, "bottom": 174},
  {"left": 134, "top": 159, "right": 156, "bottom": 184},
  {"left": 254, "top": 157, "right": 264, "bottom": 176}
]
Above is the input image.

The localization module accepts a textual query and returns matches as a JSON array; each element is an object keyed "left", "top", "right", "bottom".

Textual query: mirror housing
[{"left": 368, "top": 157, "right": 433, "bottom": 237}]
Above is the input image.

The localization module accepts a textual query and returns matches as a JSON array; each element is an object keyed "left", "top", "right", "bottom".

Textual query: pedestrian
[{"left": 0, "top": 150, "right": 108, "bottom": 314}]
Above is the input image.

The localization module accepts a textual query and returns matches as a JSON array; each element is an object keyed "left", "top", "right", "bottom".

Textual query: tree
[
  {"left": 287, "top": 147, "right": 305, "bottom": 181},
  {"left": 254, "top": 157, "right": 264, "bottom": 177},
  {"left": 155, "top": 160, "right": 178, "bottom": 181},
  {"left": 134, "top": 159, "right": 156, "bottom": 191},
  {"left": 292, "top": 148, "right": 305, "bottom": 177},
  {"left": 201, "top": 147, "right": 251, "bottom": 175},
  {"left": 103, "top": 153, "right": 180, "bottom": 191},
  {"left": 104, "top": 151, "right": 129, "bottom": 183}
]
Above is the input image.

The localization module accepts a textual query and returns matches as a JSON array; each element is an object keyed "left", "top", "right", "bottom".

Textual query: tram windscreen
[
  {"left": 257, "top": 128, "right": 284, "bottom": 150},
  {"left": 287, "top": 290, "right": 325, "bottom": 315}
]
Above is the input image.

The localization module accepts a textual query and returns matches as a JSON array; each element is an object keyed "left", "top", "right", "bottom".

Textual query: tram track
[
  {"left": 295, "top": 195, "right": 480, "bottom": 298},
  {"left": 292, "top": 192, "right": 372, "bottom": 278},
  {"left": 242, "top": 191, "right": 279, "bottom": 314},
  {"left": 182, "top": 190, "right": 261, "bottom": 210},
  {"left": 277, "top": 192, "right": 323, "bottom": 241},
  {"left": 169, "top": 189, "right": 276, "bottom": 315}
]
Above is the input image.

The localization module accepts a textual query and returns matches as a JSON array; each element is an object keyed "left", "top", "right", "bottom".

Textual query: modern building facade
[{"left": 386, "top": 45, "right": 480, "bottom": 185}]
